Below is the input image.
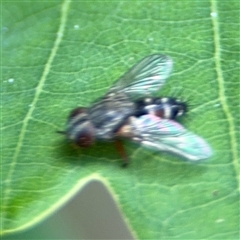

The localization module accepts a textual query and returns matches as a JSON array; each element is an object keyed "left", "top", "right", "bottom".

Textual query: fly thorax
[{"left": 87, "top": 91, "right": 135, "bottom": 140}]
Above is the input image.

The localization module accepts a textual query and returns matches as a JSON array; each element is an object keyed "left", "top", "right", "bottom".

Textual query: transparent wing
[
  {"left": 130, "top": 115, "right": 213, "bottom": 161},
  {"left": 110, "top": 54, "right": 173, "bottom": 98}
]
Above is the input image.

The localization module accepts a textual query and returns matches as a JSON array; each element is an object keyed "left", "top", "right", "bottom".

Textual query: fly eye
[
  {"left": 69, "top": 107, "right": 87, "bottom": 119},
  {"left": 76, "top": 132, "right": 95, "bottom": 147}
]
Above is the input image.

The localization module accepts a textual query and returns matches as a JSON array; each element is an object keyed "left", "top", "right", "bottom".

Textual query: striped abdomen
[{"left": 135, "top": 97, "right": 187, "bottom": 120}]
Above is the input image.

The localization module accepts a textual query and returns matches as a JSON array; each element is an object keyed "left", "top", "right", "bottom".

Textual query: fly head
[{"left": 66, "top": 107, "right": 96, "bottom": 147}]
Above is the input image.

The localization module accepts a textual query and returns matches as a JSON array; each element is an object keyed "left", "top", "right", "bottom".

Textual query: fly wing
[
  {"left": 110, "top": 54, "right": 173, "bottom": 98},
  {"left": 130, "top": 115, "right": 212, "bottom": 161}
]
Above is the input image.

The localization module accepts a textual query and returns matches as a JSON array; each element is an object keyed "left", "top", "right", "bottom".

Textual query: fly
[{"left": 58, "top": 54, "right": 212, "bottom": 166}]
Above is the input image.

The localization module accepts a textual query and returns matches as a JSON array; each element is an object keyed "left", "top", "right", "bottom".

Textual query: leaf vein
[
  {"left": 210, "top": 0, "right": 239, "bottom": 190},
  {"left": 2, "top": 0, "right": 71, "bottom": 231}
]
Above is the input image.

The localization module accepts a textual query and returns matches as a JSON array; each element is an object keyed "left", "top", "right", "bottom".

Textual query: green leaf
[{"left": 2, "top": 0, "right": 239, "bottom": 239}]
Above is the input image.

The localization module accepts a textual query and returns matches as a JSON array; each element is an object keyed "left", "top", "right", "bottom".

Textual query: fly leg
[{"left": 115, "top": 139, "right": 129, "bottom": 167}]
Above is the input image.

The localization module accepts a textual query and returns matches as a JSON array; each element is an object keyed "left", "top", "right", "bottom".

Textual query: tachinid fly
[{"left": 58, "top": 54, "right": 212, "bottom": 166}]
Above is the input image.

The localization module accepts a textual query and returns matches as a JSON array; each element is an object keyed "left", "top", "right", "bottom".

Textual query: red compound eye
[{"left": 76, "top": 132, "right": 94, "bottom": 147}]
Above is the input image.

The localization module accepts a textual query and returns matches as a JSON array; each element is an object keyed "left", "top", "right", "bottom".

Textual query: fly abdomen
[{"left": 135, "top": 97, "right": 187, "bottom": 120}]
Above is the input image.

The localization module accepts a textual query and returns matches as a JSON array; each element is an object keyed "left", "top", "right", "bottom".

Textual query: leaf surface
[{"left": 1, "top": 1, "right": 239, "bottom": 239}]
